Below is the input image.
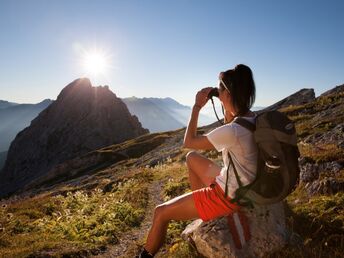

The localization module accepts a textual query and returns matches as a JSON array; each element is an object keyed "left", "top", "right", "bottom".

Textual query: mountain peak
[
  {"left": 0, "top": 79, "right": 148, "bottom": 197},
  {"left": 57, "top": 78, "right": 92, "bottom": 101},
  {"left": 262, "top": 88, "right": 315, "bottom": 112}
]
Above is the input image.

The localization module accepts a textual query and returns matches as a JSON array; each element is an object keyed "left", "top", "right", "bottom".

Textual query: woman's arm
[{"left": 183, "top": 88, "right": 215, "bottom": 150}]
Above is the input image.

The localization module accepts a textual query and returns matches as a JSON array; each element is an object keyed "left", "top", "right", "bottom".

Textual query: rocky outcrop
[
  {"left": 303, "top": 124, "right": 344, "bottom": 148},
  {"left": 0, "top": 78, "right": 148, "bottom": 198},
  {"left": 182, "top": 203, "right": 288, "bottom": 258},
  {"left": 306, "top": 177, "right": 344, "bottom": 196},
  {"left": 292, "top": 85, "right": 344, "bottom": 196},
  {"left": 299, "top": 157, "right": 343, "bottom": 196},
  {"left": 261, "top": 88, "right": 315, "bottom": 112},
  {"left": 320, "top": 84, "right": 344, "bottom": 97}
]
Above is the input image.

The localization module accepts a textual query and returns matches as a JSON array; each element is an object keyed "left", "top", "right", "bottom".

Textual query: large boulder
[{"left": 182, "top": 202, "right": 288, "bottom": 258}]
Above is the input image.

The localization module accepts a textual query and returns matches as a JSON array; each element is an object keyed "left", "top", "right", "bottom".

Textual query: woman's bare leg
[
  {"left": 144, "top": 192, "right": 199, "bottom": 255},
  {"left": 143, "top": 152, "right": 221, "bottom": 255},
  {"left": 186, "top": 151, "right": 221, "bottom": 191}
]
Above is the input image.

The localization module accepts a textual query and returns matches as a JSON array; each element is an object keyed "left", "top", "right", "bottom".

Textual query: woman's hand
[
  {"left": 183, "top": 87, "right": 215, "bottom": 150},
  {"left": 195, "top": 87, "right": 212, "bottom": 109}
]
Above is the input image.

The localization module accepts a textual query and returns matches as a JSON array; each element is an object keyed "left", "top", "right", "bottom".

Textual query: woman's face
[
  {"left": 218, "top": 80, "right": 229, "bottom": 104},
  {"left": 218, "top": 78, "right": 235, "bottom": 115}
]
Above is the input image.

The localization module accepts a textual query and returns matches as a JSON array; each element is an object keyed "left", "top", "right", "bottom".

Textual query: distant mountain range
[
  {"left": 122, "top": 97, "right": 215, "bottom": 133},
  {"left": 0, "top": 100, "right": 18, "bottom": 109},
  {"left": 0, "top": 99, "right": 53, "bottom": 152}
]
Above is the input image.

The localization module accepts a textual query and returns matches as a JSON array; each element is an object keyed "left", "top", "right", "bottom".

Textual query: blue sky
[{"left": 0, "top": 0, "right": 343, "bottom": 107}]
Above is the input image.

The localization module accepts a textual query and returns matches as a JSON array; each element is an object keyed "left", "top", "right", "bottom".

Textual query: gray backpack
[{"left": 226, "top": 110, "right": 300, "bottom": 206}]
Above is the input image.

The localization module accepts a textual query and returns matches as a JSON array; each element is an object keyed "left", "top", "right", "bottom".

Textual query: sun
[{"left": 80, "top": 48, "right": 111, "bottom": 77}]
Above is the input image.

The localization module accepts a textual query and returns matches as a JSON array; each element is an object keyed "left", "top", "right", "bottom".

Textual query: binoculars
[{"left": 208, "top": 88, "right": 219, "bottom": 98}]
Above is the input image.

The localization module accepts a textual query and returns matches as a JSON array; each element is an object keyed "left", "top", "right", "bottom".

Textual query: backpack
[{"left": 226, "top": 110, "right": 300, "bottom": 206}]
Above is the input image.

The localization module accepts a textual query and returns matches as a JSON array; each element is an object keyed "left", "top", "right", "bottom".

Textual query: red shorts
[{"left": 192, "top": 183, "right": 239, "bottom": 221}]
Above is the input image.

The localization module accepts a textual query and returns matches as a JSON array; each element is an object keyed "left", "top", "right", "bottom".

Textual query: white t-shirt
[{"left": 206, "top": 116, "right": 258, "bottom": 198}]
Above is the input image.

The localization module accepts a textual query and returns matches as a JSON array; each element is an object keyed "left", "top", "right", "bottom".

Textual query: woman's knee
[
  {"left": 186, "top": 151, "right": 198, "bottom": 167},
  {"left": 153, "top": 204, "right": 170, "bottom": 223}
]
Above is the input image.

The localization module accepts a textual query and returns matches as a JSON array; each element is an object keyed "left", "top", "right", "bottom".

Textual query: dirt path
[{"left": 92, "top": 180, "right": 164, "bottom": 258}]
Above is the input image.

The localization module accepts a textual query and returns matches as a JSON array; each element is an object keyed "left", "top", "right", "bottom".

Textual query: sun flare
[{"left": 80, "top": 48, "right": 111, "bottom": 77}]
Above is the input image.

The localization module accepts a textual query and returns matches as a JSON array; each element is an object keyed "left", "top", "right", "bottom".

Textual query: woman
[{"left": 138, "top": 64, "right": 257, "bottom": 258}]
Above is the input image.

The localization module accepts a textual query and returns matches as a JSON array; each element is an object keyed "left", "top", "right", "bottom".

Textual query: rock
[
  {"left": 306, "top": 177, "right": 344, "bottom": 196},
  {"left": 0, "top": 78, "right": 149, "bottom": 198},
  {"left": 300, "top": 162, "right": 319, "bottom": 183},
  {"left": 320, "top": 84, "right": 344, "bottom": 97},
  {"left": 299, "top": 160, "right": 342, "bottom": 184},
  {"left": 259, "top": 88, "right": 315, "bottom": 113},
  {"left": 182, "top": 202, "right": 287, "bottom": 258},
  {"left": 304, "top": 123, "right": 344, "bottom": 147}
]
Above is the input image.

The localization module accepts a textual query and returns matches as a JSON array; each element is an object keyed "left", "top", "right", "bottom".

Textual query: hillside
[{"left": 0, "top": 85, "right": 343, "bottom": 257}]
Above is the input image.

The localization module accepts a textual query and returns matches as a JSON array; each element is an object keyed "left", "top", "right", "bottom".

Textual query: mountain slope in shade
[
  {"left": 122, "top": 97, "right": 215, "bottom": 132},
  {"left": 0, "top": 99, "right": 53, "bottom": 152},
  {"left": 0, "top": 78, "right": 148, "bottom": 198},
  {"left": 0, "top": 100, "right": 19, "bottom": 109},
  {"left": 0, "top": 151, "right": 7, "bottom": 170}
]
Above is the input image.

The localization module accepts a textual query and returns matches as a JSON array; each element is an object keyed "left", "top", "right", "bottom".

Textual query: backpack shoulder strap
[{"left": 234, "top": 117, "right": 256, "bottom": 132}]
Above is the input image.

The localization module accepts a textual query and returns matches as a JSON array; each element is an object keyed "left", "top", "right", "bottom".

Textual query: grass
[
  {"left": 298, "top": 143, "right": 344, "bottom": 164},
  {"left": 0, "top": 169, "right": 152, "bottom": 257},
  {"left": 1, "top": 159, "right": 343, "bottom": 258},
  {"left": 295, "top": 118, "right": 340, "bottom": 138},
  {"left": 280, "top": 91, "right": 344, "bottom": 116},
  {"left": 279, "top": 91, "right": 344, "bottom": 138},
  {"left": 152, "top": 162, "right": 198, "bottom": 258},
  {"left": 99, "top": 132, "right": 172, "bottom": 159},
  {"left": 268, "top": 187, "right": 344, "bottom": 258}
]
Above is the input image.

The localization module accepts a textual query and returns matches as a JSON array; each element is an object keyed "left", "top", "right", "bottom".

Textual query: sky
[{"left": 0, "top": 0, "right": 343, "bottom": 108}]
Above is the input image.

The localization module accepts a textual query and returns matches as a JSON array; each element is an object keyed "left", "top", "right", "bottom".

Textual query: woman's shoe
[{"left": 136, "top": 247, "right": 154, "bottom": 258}]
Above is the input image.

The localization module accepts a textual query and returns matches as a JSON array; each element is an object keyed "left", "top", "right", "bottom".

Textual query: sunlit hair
[{"left": 219, "top": 64, "right": 256, "bottom": 116}]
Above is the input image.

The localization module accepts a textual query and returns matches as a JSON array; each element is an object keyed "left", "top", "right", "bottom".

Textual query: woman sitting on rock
[{"left": 138, "top": 64, "right": 257, "bottom": 258}]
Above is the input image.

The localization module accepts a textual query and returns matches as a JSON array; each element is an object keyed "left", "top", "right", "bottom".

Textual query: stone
[
  {"left": 182, "top": 202, "right": 287, "bottom": 258},
  {"left": 306, "top": 177, "right": 344, "bottom": 196},
  {"left": 300, "top": 163, "right": 319, "bottom": 183},
  {"left": 320, "top": 84, "right": 344, "bottom": 97},
  {"left": 299, "top": 160, "right": 343, "bottom": 185},
  {"left": 304, "top": 123, "right": 344, "bottom": 147}
]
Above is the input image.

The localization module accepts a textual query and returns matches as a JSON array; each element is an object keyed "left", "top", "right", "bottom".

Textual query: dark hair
[{"left": 219, "top": 64, "right": 256, "bottom": 116}]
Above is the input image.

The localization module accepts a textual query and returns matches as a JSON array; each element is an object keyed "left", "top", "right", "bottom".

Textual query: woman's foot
[{"left": 136, "top": 247, "right": 154, "bottom": 258}]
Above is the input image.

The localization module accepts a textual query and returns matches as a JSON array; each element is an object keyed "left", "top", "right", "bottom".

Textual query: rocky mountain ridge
[{"left": 0, "top": 78, "right": 148, "bottom": 198}]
